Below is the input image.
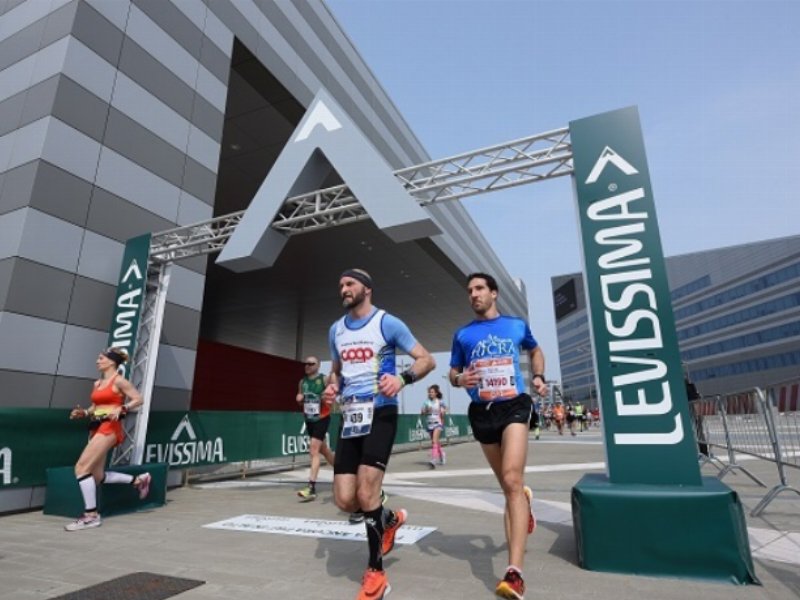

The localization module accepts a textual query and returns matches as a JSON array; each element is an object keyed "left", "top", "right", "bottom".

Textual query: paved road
[{"left": 2, "top": 430, "right": 799, "bottom": 599}]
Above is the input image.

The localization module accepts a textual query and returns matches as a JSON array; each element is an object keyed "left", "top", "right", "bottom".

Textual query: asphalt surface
[{"left": 2, "top": 429, "right": 799, "bottom": 600}]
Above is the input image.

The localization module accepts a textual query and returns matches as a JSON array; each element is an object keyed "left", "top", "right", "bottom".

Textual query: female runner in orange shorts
[{"left": 65, "top": 347, "right": 151, "bottom": 531}]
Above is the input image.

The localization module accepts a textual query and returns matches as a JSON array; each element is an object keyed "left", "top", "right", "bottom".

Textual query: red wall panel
[{"left": 190, "top": 339, "right": 304, "bottom": 411}]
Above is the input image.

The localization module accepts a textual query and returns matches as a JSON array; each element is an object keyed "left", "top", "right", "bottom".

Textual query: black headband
[
  {"left": 340, "top": 269, "right": 373, "bottom": 289},
  {"left": 103, "top": 350, "right": 126, "bottom": 366}
]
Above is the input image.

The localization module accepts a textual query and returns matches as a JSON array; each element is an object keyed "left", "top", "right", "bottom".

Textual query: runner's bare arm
[
  {"left": 379, "top": 343, "right": 436, "bottom": 397},
  {"left": 530, "top": 346, "right": 548, "bottom": 396},
  {"left": 322, "top": 360, "right": 341, "bottom": 402}
]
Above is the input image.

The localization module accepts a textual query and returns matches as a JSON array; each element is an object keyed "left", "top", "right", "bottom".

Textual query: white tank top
[{"left": 334, "top": 309, "right": 390, "bottom": 402}]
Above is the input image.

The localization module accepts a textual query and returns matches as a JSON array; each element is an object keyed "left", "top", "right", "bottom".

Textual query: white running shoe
[{"left": 65, "top": 513, "right": 102, "bottom": 531}]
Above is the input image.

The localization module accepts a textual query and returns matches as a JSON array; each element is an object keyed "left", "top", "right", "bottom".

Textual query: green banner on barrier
[
  {"left": 1, "top": 409, "right": 474, "bottom": 488},
  {"left": 0, "top": 409, "right": 87, "bottom": 488},
  {"left": 396, "top": 414, "right": 472, "bottom": 444},
  {"left": 142, "top": 411, "right": 341, "bottom": 467}
]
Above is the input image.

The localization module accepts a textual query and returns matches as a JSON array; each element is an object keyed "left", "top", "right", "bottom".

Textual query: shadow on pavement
[{"left": 417, "top": 530, "right": 503, "bottom": 595}]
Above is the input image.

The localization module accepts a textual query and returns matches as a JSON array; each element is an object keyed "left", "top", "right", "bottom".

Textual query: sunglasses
[{"left": 303, "top": 362, "right": 318, "bottom": 366}]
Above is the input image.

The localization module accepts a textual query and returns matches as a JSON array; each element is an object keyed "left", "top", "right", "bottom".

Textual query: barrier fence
[
  {"left": 690, "top": 377, "right": 800, "bottom": 516},
  {"left": 0, "top": 409, "right": 473, "bottom": 489}
]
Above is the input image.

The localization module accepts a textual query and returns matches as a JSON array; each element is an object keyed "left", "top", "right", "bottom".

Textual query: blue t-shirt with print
[{"left": 450, "top": 315, "right": 537, "bottom": 404}]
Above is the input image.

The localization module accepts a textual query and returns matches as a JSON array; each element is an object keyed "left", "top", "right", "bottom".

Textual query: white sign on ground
[{"left": 203, "top": 514, "right": 436, "bottom": 544}]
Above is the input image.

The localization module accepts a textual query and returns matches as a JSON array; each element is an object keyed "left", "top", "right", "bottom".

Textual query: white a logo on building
[
  {"left": 0, "top": 447, "right": 12, "bottom": 485},
  {"left": 145, "top": 415, "right": 224, "bottom": 466}
]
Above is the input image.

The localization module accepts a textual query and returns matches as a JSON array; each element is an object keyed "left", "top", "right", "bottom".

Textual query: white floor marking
[
  {"left": 194, "top": 461, "right": 798, "bottom": 566},
  {"left": 382, "top": 485, "right": 574, "bottom": 525},
  {"left": 386, "top": 462, "right": 607, "bottom": 481},
  {"left": 203, "top": 514, "right": 436, "bottom": 545}
]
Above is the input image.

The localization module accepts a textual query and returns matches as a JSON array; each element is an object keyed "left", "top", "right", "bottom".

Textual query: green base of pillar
[
  {"left": 43, "top": 463, "right": 168, "bottom": 518},
  {"left": 571, "top": 473, "right": 759, "bottom": 584}
]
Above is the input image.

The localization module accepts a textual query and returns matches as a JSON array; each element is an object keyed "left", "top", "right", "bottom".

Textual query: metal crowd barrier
[{"left": 690, "top": 378, "right": 800, "bottom": 516}]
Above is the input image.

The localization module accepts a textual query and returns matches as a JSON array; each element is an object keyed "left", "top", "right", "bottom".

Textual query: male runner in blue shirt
[{"left": 449, "top": 272, "right": 547, "bottom": 600}]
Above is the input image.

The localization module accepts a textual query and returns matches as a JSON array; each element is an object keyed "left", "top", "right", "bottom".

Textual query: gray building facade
[
  {"left": 553, "top": 235, "right": 800, "bottom": 402},
  {"left": 0, "top": 0, "right": 528, "bottom": 511}
]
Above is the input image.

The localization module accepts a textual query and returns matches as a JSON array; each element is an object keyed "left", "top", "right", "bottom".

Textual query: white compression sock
[
  {"left": 103, "top": 471, "right": 135, "bottom": 485},
  {"left": 77, "top": 474, "right": 97, "bottom": 512}
]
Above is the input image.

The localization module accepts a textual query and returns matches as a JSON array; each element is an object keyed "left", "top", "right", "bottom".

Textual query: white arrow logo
[
  {"left": 171, "top": 415, "right": 197, "bottom": 441},
  {"left": 121, "top": 259, "right": 143, "bottom": 284},
  {"left": 294, "top": 100, "right": 342, "bottom": 142},
  {"left": 585, "top": 146, "right": 638, "bottom": 184}
]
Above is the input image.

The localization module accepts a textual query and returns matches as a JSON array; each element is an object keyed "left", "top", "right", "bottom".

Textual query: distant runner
[
  {"left": 296, "top": 356, "right": 335, "bottom": 502},
  {"left": 421, "top": 384, "right": 447, "bottom": 467}
]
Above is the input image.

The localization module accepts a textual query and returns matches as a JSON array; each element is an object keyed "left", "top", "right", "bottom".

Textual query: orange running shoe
[
  {"left": 356, "top": 568, "right": 391, "bottom": 600},
  {"left": 495, "top": 567, "right": 525, "bottom": 600},
  {"left": 381, "top": 508, "right": 407, "bottom": 556},
  {"left": 523, "top": 485, "right": 536, "bottom": 534}
]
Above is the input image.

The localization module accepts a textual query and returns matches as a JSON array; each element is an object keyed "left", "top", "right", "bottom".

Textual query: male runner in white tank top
[{"left": 323, "top": 268, "right": 435, "bottom": 600}]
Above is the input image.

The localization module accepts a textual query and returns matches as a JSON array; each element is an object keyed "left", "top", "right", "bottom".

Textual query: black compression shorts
[
  {"left": 305, "top": 416, "right": 331, "bottom": 441},
  {"left": 334, "top": 405, "right": 398, "bottom": 474}
]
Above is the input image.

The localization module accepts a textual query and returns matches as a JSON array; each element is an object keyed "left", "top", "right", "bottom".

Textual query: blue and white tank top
[{"left": 329, "top": 307, "right": 417, "bottom": 408}]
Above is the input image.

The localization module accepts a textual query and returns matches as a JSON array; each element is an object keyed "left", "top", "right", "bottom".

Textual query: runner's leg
[
  {"left": 356, "top": 464, "right": 386, "bottom": 570},
  {"left": 499, "top": 422, "right": 530, "bottom": 569},
  {"left": 309, "top": 437, "right": 323, "bottom": 484}
]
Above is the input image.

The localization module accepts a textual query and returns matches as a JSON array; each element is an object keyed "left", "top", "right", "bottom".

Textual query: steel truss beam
[{"left": 149, "top": 127, "right": 572, "bottom": 262}]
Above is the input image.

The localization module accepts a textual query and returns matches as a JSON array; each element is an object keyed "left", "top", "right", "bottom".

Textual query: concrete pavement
[{"left": 2, "top": 429, "right": 799, "bottom": 599}]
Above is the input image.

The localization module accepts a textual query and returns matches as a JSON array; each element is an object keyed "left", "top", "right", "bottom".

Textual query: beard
[
  {"left": 342, "top": 288, "right": 367, "bottom": 310},
  {"left": 472, "top": 299, "right": 488, "bottom": 315}
]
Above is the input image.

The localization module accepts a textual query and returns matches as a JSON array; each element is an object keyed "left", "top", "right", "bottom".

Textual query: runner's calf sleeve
[{"left": 364, "top": 506, "right": 385, "bottom": 570}]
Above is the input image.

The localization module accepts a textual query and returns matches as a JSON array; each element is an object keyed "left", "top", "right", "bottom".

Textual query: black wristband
[
  {"left": 532, "top": 374, "right": 545, "bottom": 383},
  {"left": 400, "top": 369, "right": 415, "bottom": 386}
]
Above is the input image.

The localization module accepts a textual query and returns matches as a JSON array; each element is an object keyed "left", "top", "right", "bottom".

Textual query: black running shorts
[
  {"left": 468, "top": 393, "right": 533, "bottom": 444},
  {"left": 334, "top": 405, "right": 398, "bottom": 474},
  {"left": 305, "top": 416, "right": 331, "bottom": 441}
]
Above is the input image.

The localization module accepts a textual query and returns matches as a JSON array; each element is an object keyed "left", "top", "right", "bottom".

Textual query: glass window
[
  {"left": 681, "top": 321, "right": 800, "bottom": 360},
  {"left": 674, "top": 262, "right": 800, "bottom": 321},
  {"left": 677, "top": 292, "right": 800, "bottom": 341},
  {"left": 692, "top": 350, "right": 800, "bottom": 382}
]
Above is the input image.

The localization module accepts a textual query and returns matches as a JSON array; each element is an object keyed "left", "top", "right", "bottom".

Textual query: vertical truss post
[{"left": 112, "top": 262, "right": 172, "bottom": 465}]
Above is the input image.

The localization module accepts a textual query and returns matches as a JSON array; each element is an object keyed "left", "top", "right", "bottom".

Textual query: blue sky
[{"left": 327, "top": 0, "right": 800, "bottom": 381}]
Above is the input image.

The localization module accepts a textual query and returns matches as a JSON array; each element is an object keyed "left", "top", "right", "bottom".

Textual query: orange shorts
[{"left": 90, "top": 420, "right": 124, "bottom": 446}]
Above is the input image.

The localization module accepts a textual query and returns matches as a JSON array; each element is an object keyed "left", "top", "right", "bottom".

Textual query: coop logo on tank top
[
  {"left": 340, "top": 347, "right": 375, "bottom": 363},
  {"left": 144, "top": 415, "right": 225, "bottom": 466}
]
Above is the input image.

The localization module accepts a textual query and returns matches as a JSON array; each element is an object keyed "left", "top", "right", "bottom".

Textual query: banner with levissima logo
[
  {"left": 569, "top": 106, "right": 700, "bottom": 485},
  {"left": 0, "top": 409, "right": 474, "bottom": 488},
  {"left": 106, "top": 233, "right": 151, "bottom": 379}
]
